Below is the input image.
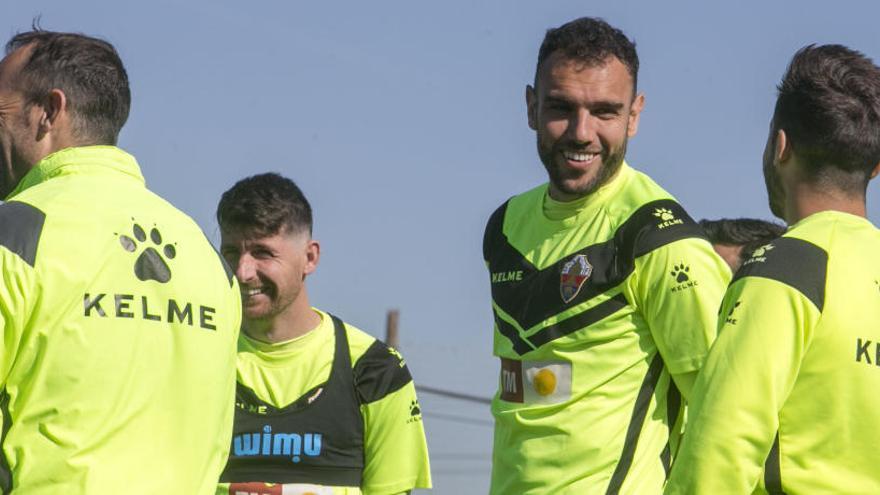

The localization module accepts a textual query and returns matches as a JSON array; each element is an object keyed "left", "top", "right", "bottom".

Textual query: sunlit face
[
  {"left": 0, "top": 46, "right": 42, "bottom": 199},
  {"left": 220, "top": 226, "right": 317, "bottom": 325},
  {"left": 527, "top": 52, "right": 644, "bottom": 202},
  {"left": 762, "top": 122, "right": 786, "bottom": 220}
]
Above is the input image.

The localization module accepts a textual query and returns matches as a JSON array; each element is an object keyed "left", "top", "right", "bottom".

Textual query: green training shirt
[
  {"left": 217, "top": 308, "right": 431, "bottom": 495},
  {"left": 0, "top": 146, "right": 241, "bottom": 494},
  {"left": 484, "top": 162, "right": 730, "bottom": 494},
  {"left": 665, "top": 211, "right": 880, "bottom": 494}
]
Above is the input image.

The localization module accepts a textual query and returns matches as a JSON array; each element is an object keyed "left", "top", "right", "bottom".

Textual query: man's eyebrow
[
  {"left": 542, "top": 94, "right": 626, "bottom": 112},
  {"left": 590, "top": 101, "right": 625, "bottom": 112},
  {"left": 543, "top": 95, "right": 574, "bottom": 106}
]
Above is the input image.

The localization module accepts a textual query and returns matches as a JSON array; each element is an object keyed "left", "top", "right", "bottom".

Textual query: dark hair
[
  {"left": 217, "top": 173, "right": 313, "bottom": 237},
  {"left": 773, "top": 44, "right": 880, "bottom": 192},
  {"left": 700, "top": 218, "right": 786, "bottom": 263},
  {"left": 535, "top": 17, "right": 639, "bottom": 93},
  {"left": 6, "top": 28, "right": 130, "bottom": 145}
]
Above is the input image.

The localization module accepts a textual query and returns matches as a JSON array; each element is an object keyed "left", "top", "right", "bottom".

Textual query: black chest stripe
[
  {"left": 605, "top": 353, "right": 665, "bottom": 495},
  {"left": 0, "top": 201, "right": 46, "bottom": 267},
  {"left": 485, "top": 199, "right": 705, "bottom": 352},
  {"left": 763, "top": 432, "right": 786, "bottom": 494},
  {"left": 733, "top": 237, "right": 827, "bottom": 312},
  {"left": 527, "top": 293, "right": 628, "bottom": 349}
]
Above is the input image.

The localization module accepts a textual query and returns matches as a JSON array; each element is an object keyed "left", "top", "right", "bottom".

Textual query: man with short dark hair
[
  {"left": 216, "top": 173, "right": 431, "bottom": 495},
  {"left": 699, "top": 218, "right": 786, "bottom": 271},
  {"left": 666, "top": 45, "right": 880, "bottom": 494},
  {"left": 0, "top": 29, "right": 241, "bottom": 494},
  {"left": 484, "top": 17, "right": 730, "bottom": 494}
]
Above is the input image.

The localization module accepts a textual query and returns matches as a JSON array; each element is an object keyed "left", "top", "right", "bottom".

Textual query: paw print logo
[
  {"left": 670, "top": 263, "right": 690, "bottom": 283},
  {"left": 653, "top": 208, "right": 675, "bottom": 221},
  {"left": 118, "top": 222, "right": 177, "bottom": 283},
  {"left": 409, "top": 400, "right": 421, "bottom": 417},
  {"left": 751, "top": 243, "right": 774, "bottom": 258}
]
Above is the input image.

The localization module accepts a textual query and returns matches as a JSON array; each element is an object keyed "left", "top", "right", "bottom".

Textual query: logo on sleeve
[
  {"left": 388, "top": 346, "right": 406, "bottom": 367},
  {"left": 725, "top": 301, "right": 741, "bottom": 325},
  {"left": 744, "top": 243, "right": 774, "bottom": 266},
  {"left": 407, "top": 400, "right": 422, "bottom": 424},
  {"left": 560, "top": 254, "right": 592, "bottom": 303},
  {"left": 653, "top": 207, "right": 684, "bottom": 229},
  {"left": 118, "top": 221, "right": 177, "bottom": 283},
  {"left": 670, "top": 263, "right": 699, "bottom": 292}
]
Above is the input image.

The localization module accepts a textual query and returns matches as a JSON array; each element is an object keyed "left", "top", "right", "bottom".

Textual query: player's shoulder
[
  {"left": 339, "top": 320, "right": 380, "bottom": 362},
  {"left": 0, "top": 200, "right": 46, "bottom": 268},
  {"left": 483, "top": 184, "right": 547, "bottom": 254},
  {"left": 608, "top": 168, "right": 706, "bottom": 259},
  {"left": 734, "top": 230, "right": 828, "bottom": 311},
  {"left": 344, "top": 322, "right": 413, "bottom": 405}
]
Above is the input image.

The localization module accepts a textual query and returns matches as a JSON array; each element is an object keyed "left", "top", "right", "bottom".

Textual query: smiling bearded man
[
  {"left": 215, "top": 173, "right": 431, "bottom": 495},
  {"left": 483, "top": 17, "right": 731, "bottom": 494}
]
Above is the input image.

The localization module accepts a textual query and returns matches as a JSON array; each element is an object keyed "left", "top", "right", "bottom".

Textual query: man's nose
[
  {"left": 235, "top": 255, "right": 256, "bottom": 283},
  {"left": 569, "top": 110, "right": 596, "bottom": 144}
]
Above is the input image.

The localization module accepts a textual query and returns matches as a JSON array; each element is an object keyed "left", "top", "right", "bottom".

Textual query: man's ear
[
  {"left": 870, "top": 161, "right": 880, "bottom": 179},
  {"left": 35, "top": 89, "right": 67, "bottom": 137},
  {"left": 526, "top": 85, "right": 537, "bottom": 131},
  {"left": 627, "top": 92, "right": 645, "bottom": 137},
  {"left": 303, "top": 239, "right": 320, "bottom": 276},
  {"left": 774, "top": 129, "right": 791, "bottom": 165}
]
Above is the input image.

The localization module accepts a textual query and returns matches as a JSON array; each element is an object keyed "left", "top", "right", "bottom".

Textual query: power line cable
[
  {"left": 423, "top": 411, "right": 493, "bottom": 427},
  {"left": 416, "top": 385, "right": 492, "bottom": 405}
]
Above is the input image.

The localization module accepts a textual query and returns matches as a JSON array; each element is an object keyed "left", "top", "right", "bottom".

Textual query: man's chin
[{"left": 243, "top": 307, "right": 273, "bottom": 322}]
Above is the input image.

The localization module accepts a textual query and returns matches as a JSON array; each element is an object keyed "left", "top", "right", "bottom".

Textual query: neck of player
[{"left": 784, "top": 181, "right": 867, "bottom": 225}]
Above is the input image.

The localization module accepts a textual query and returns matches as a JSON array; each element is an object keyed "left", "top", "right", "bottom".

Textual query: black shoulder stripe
[
  {"left": 734, "top": 237, "right": 827, "bottom": 311},
  {"left": 628, "top": 199, "right": 707, "bottom": 258},
  {"left": 0, "top": 201, "right": 45, "bottom": 267},
  {"left": 483, "top": 201, "right": 510, "bottom": 262},
  {"left": 353, "top": 340, "right": 412, "bottom": 405}
]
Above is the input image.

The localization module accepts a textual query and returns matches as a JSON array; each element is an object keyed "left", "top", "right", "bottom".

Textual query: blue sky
[{"left": 6, "top": 1, "right": 880, "bottom": 492}]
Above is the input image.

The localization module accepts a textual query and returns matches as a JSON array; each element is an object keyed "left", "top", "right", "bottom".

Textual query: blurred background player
[
  {"left": 484, "top": 17, "right": 730, "bottom": 494},
  {"left": 699, "top": 218, "right": 786, "bottom": 271},
  {"left": 216, "top": 173, "right": 431, "bottom": 495},
  {"left": 0, "top": 29, "right": 240, "bottom": 494},
  {"left": 666, "top": 44, "right": 880, "bottom": 494}
]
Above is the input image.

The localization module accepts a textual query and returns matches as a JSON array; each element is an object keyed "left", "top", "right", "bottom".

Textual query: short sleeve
[{"left": 354, "top": 342, "right": 431, "bottom": 494}]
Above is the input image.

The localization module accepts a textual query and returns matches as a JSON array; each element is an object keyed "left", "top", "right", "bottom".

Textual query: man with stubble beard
[{"left": 483, "top": 17, "right": 730, "bottom": 494}]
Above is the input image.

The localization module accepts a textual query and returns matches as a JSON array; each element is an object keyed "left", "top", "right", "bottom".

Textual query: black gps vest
[{"left": 219, "top": 315, "right": 365, "bottom": 486}]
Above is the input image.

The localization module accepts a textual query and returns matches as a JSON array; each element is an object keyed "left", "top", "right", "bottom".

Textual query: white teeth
[
  {"left": 563, "top": 151, "right": 597, "bottom": 163},
  {"left": 243, "top": 288, "right": 264, "bottom": 297}
]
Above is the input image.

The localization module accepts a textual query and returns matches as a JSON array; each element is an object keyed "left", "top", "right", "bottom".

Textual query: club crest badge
[{"left": 560, "top": 254, "right": 593, "bottom": 303}]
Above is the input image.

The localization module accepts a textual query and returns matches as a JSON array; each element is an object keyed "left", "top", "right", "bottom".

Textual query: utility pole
[{"left": 385, "top": 309, "right": 400, "bottom": 348}]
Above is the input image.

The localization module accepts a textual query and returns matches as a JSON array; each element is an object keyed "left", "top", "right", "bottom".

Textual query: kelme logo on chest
[{"left": 560, "top": 254, "right": 592, "bottom": 303}]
